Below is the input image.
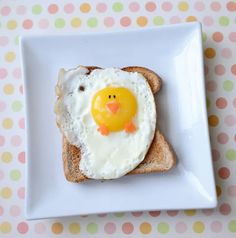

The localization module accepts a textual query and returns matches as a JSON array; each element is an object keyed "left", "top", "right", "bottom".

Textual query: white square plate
[{"left": 20, "top": 22, "right": 217, "bottom": 220}]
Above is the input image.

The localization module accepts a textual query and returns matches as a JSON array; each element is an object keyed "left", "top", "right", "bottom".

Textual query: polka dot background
[{"left": 0, "top": 0, "right": 236, "bottom": 237}]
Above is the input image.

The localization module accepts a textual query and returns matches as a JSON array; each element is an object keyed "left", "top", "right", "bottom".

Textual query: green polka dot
[
  {"left": 55, "top": 18, "right": 65, "bottom": 28},
  {"left": 32, "top": 4, "right": 42, "bottom": 15},
  {"left": 112, "top": 2, "right": 123, "bottom": 12},
  {"left": 15, "top": 36, "right": 19, "bottom": 45},
  {"left": 206, "top": 97, "right": 211, "bottom": 109},
  {"left": 157, "top": 222, "right": 169, "bottom": 234},
  {"left": 153, "top": 16, "right": 165, "bottom": 25},
  {"left": 69, "top": 223, "right": 80, "bottom": 234},
  {"left": 114, "top": 212, "right": 124, "bottom": 217},
  {"left": 11, "top": 101, "right": 23, "bottom": 112},
  {"left": 219, "top": 16, "right": 230, "bottom": 26},
  {"left": 226, "top": 149, "right": 236, "bottom": 161},
  {"left": 202, "top": 32, "right": 207, "bottom": 42},
  {"left": 10, "top": 170, "right": 21, "bottom": 181},
  {"left": 229, "top": 220, "right": 236, "bottom": 232},
  {"left": 223, "top": 80, "right": 234, "bottom": 91},
  {"left": 86, "top": 223, "right": 98, "bottom": 234},
  {"left": 87, "top": 18, "right": 98, "bottom": 28}
]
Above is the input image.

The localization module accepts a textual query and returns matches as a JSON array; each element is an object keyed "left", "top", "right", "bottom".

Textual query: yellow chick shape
[{"left": 91, "top": 87, "right": 137, "bottom": 136}]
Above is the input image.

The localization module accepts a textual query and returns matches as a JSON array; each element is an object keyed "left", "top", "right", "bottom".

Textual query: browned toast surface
[{"left": 59, "top": 66, "right": 176, "bottom": 183}]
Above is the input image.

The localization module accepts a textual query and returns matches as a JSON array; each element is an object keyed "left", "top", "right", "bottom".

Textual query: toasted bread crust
[{"left": 60, "top": 66, "right": 176, "bottom": 183}]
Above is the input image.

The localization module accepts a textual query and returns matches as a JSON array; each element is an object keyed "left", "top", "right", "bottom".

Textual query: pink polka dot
[
  {"left": 96, "top": 3, "right": 107, "bottom": 13},
  {"left": 23, "top": 19, "right": 33, "bottom": 29},
  {"left": 216, "top": 97, "right": 227, "bottom": 109},
  {"left": 1, "top": 6, "right": 11, "bottom": 16},
  {"left": 202, "top": 209, "right": 214, "bottom": 216},
  {"left": 120, "top": 16, "right": 131, "bottom": 27},
  {"left": 18, "top": 118, "right": 25, "bottom": 129},
  {"left": 214, "top": 64, "right": 225, "bottom": 75},
  {"left": 131, "top": 211, "right": 143, "bottom": 217},
  {"left": 204, "top": 65, "right": 209, "bottom": 75},
  {"left": 10, "top": 205, "right": 21, "bottom": 217},
  {"left": 17, "top": 222, "right": 29, "bottom": 234},
  {"left": 167, "top": 210, "right": 179, "bottom": 216},
  {"left": 104, "top": 17, "right": 115, "bottom": 27},
  {"left": 145, "top": 2, "right": 157, "bottom": 12},
  {"left": 206, "top": 80, "right": 217, "bottom": 92},
  {"left": 229, "top": 32, "right": 236, "bottom": 42},
  {"left": 0, "top": 36, "right": 9, "bottom": 46},
  {"left": 0, "top": 68, "right": 8, "bottom": 79},
  {"left": 170, "top": 16, "right": 181, "bottom": 24},
  {"left": 17, "top": 187, "right": 25, "bottom": 199},
  {"left": 162, "top": 2, "right": 173, "bottom": 11},
  {"left": 224, "top": 115, "right": 236, "bottom": 126},
  {"left": 11, "top": 135, "right": 22, "bottom": 147},
  {"left": 0, "top": 101, "right": 6, "bottom": 112},
  {"left": 218, "top": 167, "right": 230, "bottom": 179},
  {"left": 203, "top": 16, "right": 214, "bottom": 26},
  {"left": 18, "top": 152, "right": 25, "bottom": 164},
  {"left": 35, "top": 223, "right": 46, "bottom": 234},
  {"left": 212, "top": 149, "right": 220, "bottom": 161},
  {"left": 13, "top": 68, "right": 21, "bottom": 79},
  {"left": 122, "top": 222, "right": 134, "bottom": 234},
  {"left": 38, "top": 19, "right": 49, "bottom": 29},
  {"left": 97, "top": 213, "right": 107, "bottom": 217},
  {"left": 64, "top": 3, "right": 75, "bottom": 14},
  {"left": 211, "top": 221, "right": 222, "bottom": 232},
  {"left": 219, "top": 203, "right": 231, "bottom": 215},
  {"left": 0, "top": 136, "right": 5, "bottom": 146},
  {"left": 211, "top": 1, "right": 221, "bottom": 11},
  {"left": 0, "top": 206, "right": 4, "bottom": 215},
  {"left": 149, "top": 211, "right": 161, "bottom": 217},
  {"left": 129, "top": 2, "right": 140, "bottom": 12},
  {"left": 233, "top": 98, "right": 236, "bottom": 107},
  {"left": 175, "top": 222, "right": 187, "bottom": 233},
  {"left": 104, "top": 222, "right": 116, "bottom": 234},
  {"left": 16, "top": 5, "right": 26, "bottom": 15},
  {"left": 221, "top": 48, "right": 232, "bottom": 58},
  {"left": 227, "top": 185, "right": 236, "bottom": 196},
  {"left": 194, "top": 1, "right": 205, "bottom": 11},
  {"left": 0, "top": 170, "right": 4, "bottom": 180},
  {"left": 19, "top": 85, "right": 23, "bottom": 94}
]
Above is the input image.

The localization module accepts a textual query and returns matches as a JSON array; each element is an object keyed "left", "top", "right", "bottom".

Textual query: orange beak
[{"left": 106, "top": 101, "right": 120, "bottom": 114}]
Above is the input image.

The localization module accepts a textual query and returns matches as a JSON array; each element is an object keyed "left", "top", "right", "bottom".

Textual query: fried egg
[{"left": 55, "top": 67, "right": 156, "bottom": 179}]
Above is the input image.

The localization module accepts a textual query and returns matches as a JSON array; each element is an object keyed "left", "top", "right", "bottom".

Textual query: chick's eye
[
  {"left": 79, "top": 85, "right": 85, "bottom": 92},
  {"left": 113, "top": 95, "right": 116, "bottom": 99},
  {"left": 108, "top": 95, "right": 111, "bottom": 99}
]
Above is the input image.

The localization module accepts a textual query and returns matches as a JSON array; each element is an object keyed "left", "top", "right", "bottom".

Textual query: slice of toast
[{"left": 61, "top": 66, "right": 176, "bottom": 183}]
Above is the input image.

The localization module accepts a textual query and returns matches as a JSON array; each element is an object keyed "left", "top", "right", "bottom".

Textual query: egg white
[{"left": 56, "top": 67, "right": 156, "bottom": 179}]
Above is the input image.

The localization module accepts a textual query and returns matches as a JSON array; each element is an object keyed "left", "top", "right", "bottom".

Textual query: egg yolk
[{"left": 91, "top": 87, "right": 137, "bottom": 132}]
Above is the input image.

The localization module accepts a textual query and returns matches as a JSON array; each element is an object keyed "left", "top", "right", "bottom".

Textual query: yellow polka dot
[
  {"left": 4, "top": 52, "right": 16, "bottom": 62},
  {"left": 193, "top": 221, "right": 205, "bottom": 233},
  {"left": 137, "top": 16, "right": 148, "bottom": 27},
  {"left": 7, "top": 20, "right": 17, "bottom": 30},
  {"left": 1, "top": 187, "right": 12, "bottom": 199},
  {"left": 0, "top": 221, "right": 12, "bottom": 233},
  {"left": 71, "top": 18, "right": 82, "bottom": 28},
  {"left": 3, "top": 84, "right": 14, "bottom": 95},
  {"left": 80, "top": 3, "right": 91, "bottom": 13},
  {"left": 2, "top": 118, "right": 13, "bottom": 129},
  {"left": 1, "top": 152, "right": 12, "bottom": 163},
  {"left": 69, "top": 223, "right": 80, "bottom": 234},
  {"left": 186, "top": 16, "right": 197, "bottom": 22},
  {"left": 51, "top": 223, "right": 63, "bottom": 234},
  {"left": 140, "top": 222, "right": 152, "bottom": 234},
  {"left": 178, "top": 1, "right": 189, "bottom": 11},
  {"left": 184, "top": 209, "right": 196, "bottom": 216}
]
